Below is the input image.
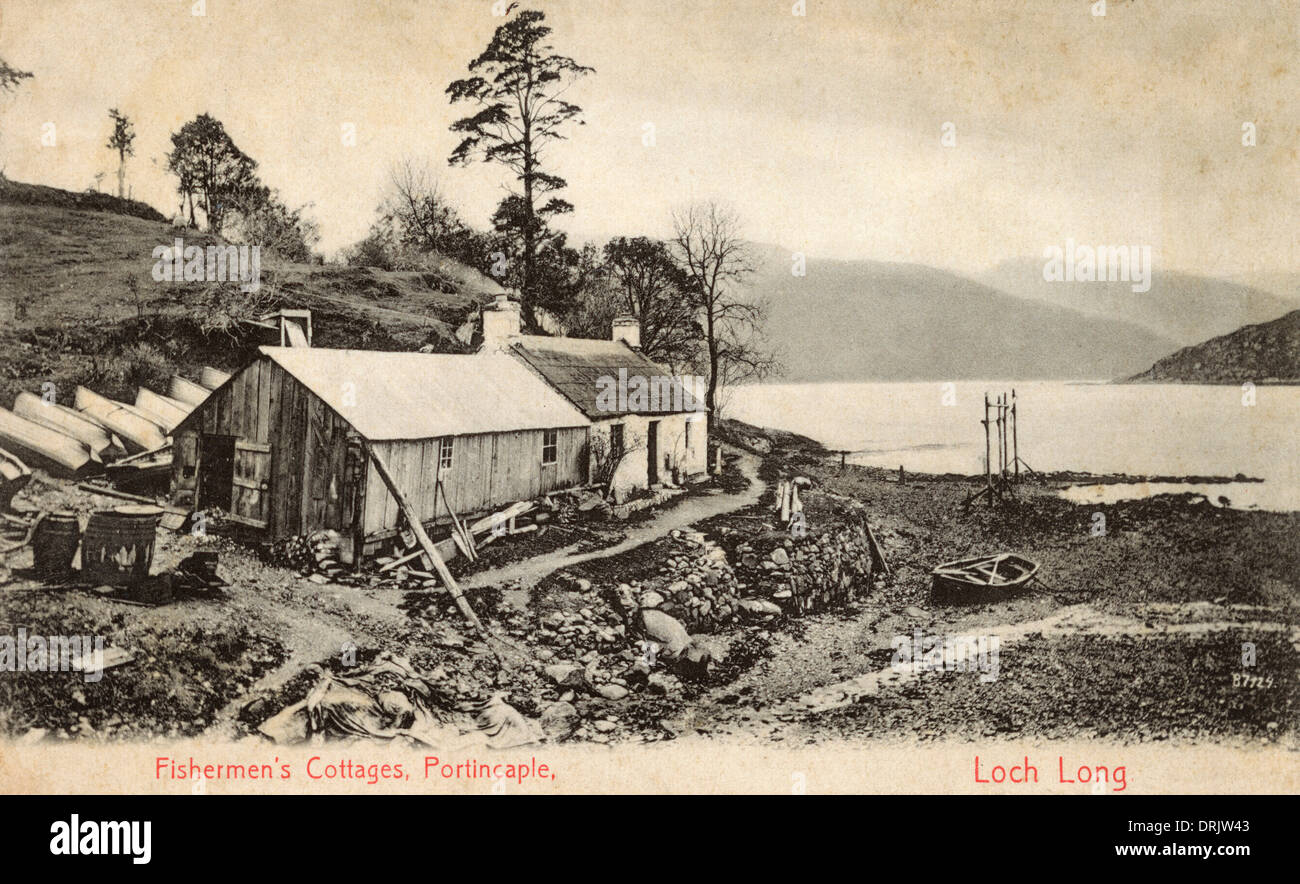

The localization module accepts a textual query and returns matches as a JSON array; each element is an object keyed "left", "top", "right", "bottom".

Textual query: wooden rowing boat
[
  {"left": 199, "top": 366, "right": 232, "bottom": 390},
  {"left": 0, "top": 447, "right": 32, "bottom": 511},
  {"left": 13, "top": 392, "right": 125, "bottom": 462},
  {"left": 74, "top": 386, "right": 168, "bottom": 453},
  {"left": 168, "top": 375, "right": 211, "bottom": 407},
  {"left": 134, "top": 387, "right": 191, "bottom": 432},
  {"left": 931, "top": 552, "right": 1040, "bottom": 604},
  {"left": 0, "top": 407, "right": 95, "bottom": 476}
]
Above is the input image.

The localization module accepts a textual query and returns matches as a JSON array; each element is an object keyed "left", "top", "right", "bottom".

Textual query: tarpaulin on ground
[{"left": 258, "top": 652, "right": 540, "bottom": 749}]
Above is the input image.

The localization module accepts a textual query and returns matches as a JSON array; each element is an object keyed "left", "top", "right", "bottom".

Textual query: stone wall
[{"left": 733, "top": 525, "right": 874, "bottom": 615}]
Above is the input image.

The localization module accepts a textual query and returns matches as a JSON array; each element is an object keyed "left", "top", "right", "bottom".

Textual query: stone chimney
[
  {"left": 481, "top": 293, "right": 522, "bottom": 347},
  {"left": 612, "top": 314, "right": 641, "bottom": 349}
]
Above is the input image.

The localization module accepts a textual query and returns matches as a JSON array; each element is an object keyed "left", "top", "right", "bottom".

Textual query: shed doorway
[{"left": 197, "top": 434, "right": 236, "bottom": 511}]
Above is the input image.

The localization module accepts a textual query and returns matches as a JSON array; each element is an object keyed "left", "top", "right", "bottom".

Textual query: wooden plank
[
  {"left": 363, "top": 442, "right": 486, "bottom": 636},
  {"left": 256, "top": 360, "right": 271, "bottom": 445}
]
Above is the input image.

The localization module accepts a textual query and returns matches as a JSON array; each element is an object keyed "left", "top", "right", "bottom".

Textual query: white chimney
[
  {"left": 612, "top": 314, "right": 641, "bottom": 349},
  {"left": 481, "top": 293, "right": 522, "bottom": 347}
]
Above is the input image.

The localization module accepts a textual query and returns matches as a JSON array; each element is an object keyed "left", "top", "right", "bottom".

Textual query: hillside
[
  {"left": 1126, "top": 310, "right": 1300, "bottom": 384},
  {"left": 0, "top": 179, "right": 502, "bottom": 408},
  {"left": 750, "top": 248, "right": 1180, "bottom": 382},
  {"left": 979, "top": 257, "right": 1297, "bottom": 346}
]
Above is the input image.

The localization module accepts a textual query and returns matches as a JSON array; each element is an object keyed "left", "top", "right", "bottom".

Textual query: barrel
[
  {"left": 81, "top": 505, "right": 161, "bottom": 585},
  {"left": 32, "top": 512, "right": 81, "bottom": 577}
]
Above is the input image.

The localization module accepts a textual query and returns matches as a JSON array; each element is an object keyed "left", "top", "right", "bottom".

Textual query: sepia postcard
[{"left": 0, "top": 0, "right": 1296, "bottom": 838}]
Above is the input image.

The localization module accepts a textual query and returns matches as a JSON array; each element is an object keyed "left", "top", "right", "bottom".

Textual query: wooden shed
[{"left": 170, "top": 346, "right": 591, "bottom": 559}]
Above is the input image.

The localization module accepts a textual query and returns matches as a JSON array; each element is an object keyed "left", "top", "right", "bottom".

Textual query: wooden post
[
  {"left": 863, "top": 518, "right": 891, "bottom": 577},
  {"left": 363, "top": 442, "right": 486, "bottom": 636},
  {"left": 1003, "top": 393, "right": 1010, "bottom": 479},
  {"left": 997, "top": 394, "right": 1006, "bottom": 495},
  {"left": 1012, "top": 389, "right": 1019, "bottom": 483},
  {"left": 982, "top": 393, "right": 992, "bottom": 506},
  {"left": 1000, "top": 394, "right": 1009, "bottom": 480}
]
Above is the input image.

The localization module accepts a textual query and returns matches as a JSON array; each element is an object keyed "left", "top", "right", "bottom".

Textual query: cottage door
[
  {"left": 647, "top": 420, "right": 660, "bottom": 484},
  {"left": 230, "top": 441, "right": 272, "bottom": 527}
]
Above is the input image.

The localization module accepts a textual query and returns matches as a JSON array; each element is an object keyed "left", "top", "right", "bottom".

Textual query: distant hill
[
  {"left": 0, "top": 179, "right": 502, "bottom": 407},
  {"left": 749, "top": 247, "right": 1179, "bottom": 382},
  {"left": 979, "top": 257, "right": 1296, "bottom": 345},
  {"left": 1126, "top": 310, "right": 1300, "bottom": 384}
]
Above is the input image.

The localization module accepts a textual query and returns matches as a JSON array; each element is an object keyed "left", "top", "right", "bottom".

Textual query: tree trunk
[
  {"left": 521, "top": 128, "right": 536, "bottom": 329},
  {"left": 705, "top": 305, "right": 719, "bottom": 415}
]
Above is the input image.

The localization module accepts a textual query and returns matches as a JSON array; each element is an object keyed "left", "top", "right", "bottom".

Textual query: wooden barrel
[
  {"left": 32, "top": 512, "right": 81, "bottom": 577},
  {"left": 81, "top": 505, "right": 161, "bottom": 585}
]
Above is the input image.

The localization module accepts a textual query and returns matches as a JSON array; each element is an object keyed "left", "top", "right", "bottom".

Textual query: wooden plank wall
[
  {"left": 172, "top": 357, "right": 344, "bottom": 539},
  {"left": 362, "top": 426, "right": 587, "bottom": 536},
  {"left": 174, "top": 357, "right": 591, "bottom": 544}
]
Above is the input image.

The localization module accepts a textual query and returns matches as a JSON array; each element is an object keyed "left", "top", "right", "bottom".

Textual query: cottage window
[
  {"left": 439, "top": 437, "right": 453, "bottom": 471},
  {"left": 609, "top": 423, "right": 624, "bottom": 460},
  {"left": 542, "top": 429, "right": 558, "bottom": 465}
]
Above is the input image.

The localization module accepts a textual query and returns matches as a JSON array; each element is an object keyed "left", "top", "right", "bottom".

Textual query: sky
[{"left": 1, "top": 0, "right": 1296, "bottom": 278}]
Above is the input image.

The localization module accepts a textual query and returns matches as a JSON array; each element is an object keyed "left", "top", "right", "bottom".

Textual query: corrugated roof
[
  {"left": 507, "top": 336, "right": 706, "bottom": 419},
  {"left": 260, "top": 347, "right": 590, "bottom": 440}
]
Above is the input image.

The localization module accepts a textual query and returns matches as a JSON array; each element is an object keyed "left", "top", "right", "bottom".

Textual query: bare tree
[
  {"left": 670, "top": 201, "right": 777, "bottom": 415},
  {"left": 380, "top": 157, "right": 485, "bottom": 268}
]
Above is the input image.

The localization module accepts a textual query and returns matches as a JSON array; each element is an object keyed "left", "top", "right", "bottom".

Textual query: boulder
[
  {"left": 738, "top": 598, "right": 783, "bottom": 618},
  {"left": 544, "top": 663, "right": 588, "bottom": 690},
  {"left": 539, "top": 702, "right": 580, "bottom": 739},
  {"left": 639, "top": 609, "right": 691, "bottom": 659},
  {"left": 675, "top": 637, "right": 714, "bottom": 680},
  {"left": 596, "top": 684, "right": 629, "bottom": 701}
]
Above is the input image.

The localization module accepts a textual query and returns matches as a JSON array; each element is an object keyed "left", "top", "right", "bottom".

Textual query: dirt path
[
  {"left": 206, "top": 451, "right": 763, "bottom": 733},
  {"left": 463, "top": 449, "right": 765, "bottom": 594}
]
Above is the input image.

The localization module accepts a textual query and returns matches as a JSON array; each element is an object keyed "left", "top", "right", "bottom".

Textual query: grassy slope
[{"left": 0, "top": 180, "right": 502, "bottom": 407}]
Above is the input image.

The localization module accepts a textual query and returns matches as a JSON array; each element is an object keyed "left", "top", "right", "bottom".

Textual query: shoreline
[{"left": 0, "top": 419, "right": 1295, "bottom": 753}]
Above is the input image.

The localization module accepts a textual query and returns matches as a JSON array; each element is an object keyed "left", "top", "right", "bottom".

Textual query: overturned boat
[
  {"left": 134, "top": 388, "right": 191, "bottom": 432},
  {"left": 199, "top": 366, "right": 232, "bottom": 390},
  {"left": 0, "top": 407, "right": 96, "bottom": 476},
  {"left": 74, "top": 386, "right": 168, "bottom": 453},
  {"left": 13, "top": 392, "right": 126, "bottom": 462},
  {"left": 168, "top": 375, "right": 211, "bottom": 407},
  {"left": 931, "top": 553, "right": 1040, "bottom": 604}
]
